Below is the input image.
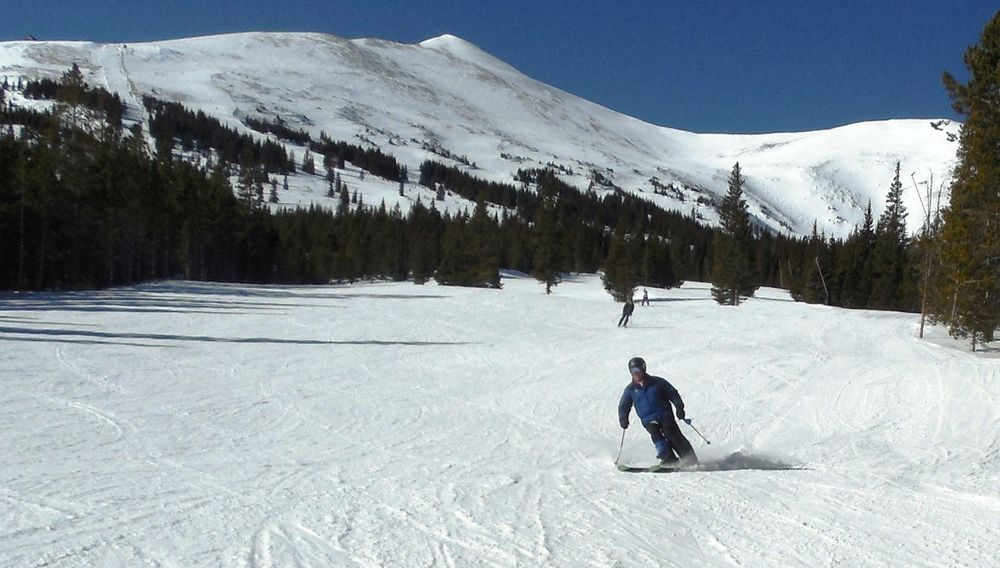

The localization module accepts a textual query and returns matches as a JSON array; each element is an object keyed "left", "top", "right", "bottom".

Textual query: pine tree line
[
  {"left": 0, "top": 99, "right": 700, "bottom": 293},
  {"left": 0, "top": 95, "right": 938, "bottom": 308},
  {"left": 779, "top": 10, "right": 1000, "bottom": 348},
  {"left": 19, "top": 65, "right": 127, "bottom": 130},
  {"left": 778, "top": 162, "right": 916, "bottom": 311},
  {"left": 143, "top": 96, "right": 296, "bottom": 174},
  {"left": 242, "top": 116, "right": 312, "bottom": 146},
  {"left": 146, "top": 98, "right": 406, "bottom": 182},
  {"left": 0, "top": 115, "right": 264, "bottom": 289},
  {"left": 310, "top": 133, "right": 406, "bottom": 182}
]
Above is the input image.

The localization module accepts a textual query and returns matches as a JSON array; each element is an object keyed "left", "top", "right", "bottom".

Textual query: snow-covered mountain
[{"left": 0, "top": 32, "right": 961, "bottom": 238}]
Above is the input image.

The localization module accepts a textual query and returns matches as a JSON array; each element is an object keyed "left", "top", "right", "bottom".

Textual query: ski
[
  {"left": 616, "top": 462, "right": 691, "bottom": 473},
  {"left": 616, "top": 456, "right": 807, "bottom": 473}
]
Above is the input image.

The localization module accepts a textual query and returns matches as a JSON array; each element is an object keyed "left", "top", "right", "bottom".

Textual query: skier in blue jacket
[{"left": 618, "top": 356, "right": 697, "bottom": 466}]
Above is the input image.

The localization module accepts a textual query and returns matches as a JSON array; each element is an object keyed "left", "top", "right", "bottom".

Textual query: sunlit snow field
[{"left": 2, "top": 274, "right": 998, "bottom": 567}]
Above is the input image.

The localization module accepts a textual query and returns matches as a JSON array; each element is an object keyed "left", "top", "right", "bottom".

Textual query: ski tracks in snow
[
  {"left": 248, "top": 518, "right": 357, "bottom": 568},
  {"left": 6, "top": 279, "right": 1000, "bottom": 566}
]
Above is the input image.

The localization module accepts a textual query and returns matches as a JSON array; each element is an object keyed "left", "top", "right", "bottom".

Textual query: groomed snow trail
[{"left": 2, "top": 275, "right": 997, "bottom": 567}]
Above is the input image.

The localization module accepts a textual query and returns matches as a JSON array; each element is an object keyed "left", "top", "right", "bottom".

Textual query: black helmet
[{"left": 627, "top": 357, "right": 646, "bottom": 374}]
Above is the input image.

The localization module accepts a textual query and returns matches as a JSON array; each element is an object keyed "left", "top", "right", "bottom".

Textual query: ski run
[{"left": 2, "top": 273, "right": 998, "bottom": 567}]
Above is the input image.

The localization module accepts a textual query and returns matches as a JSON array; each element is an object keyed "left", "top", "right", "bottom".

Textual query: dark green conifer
[
  {"left": 937, "top": 11, "right": 1000, "bottom": 347},
  {"left": 301, "top": 149, "right": 315, "bottom": 175},
  {"left": 601, "top": 214, "right": 638, "bottom": 302},
  {"left": 870, "top": 163, "right": 911, "bottom": 310},
  {"left": 711, "top": 162, "right": 758, "bottom": 305},
  {"left": 58, "top": 63, "right": 86, "bottom": 132},
  {"left": 269, "top": 178, "right": 279, "bottom": 203},
  {"left": 531, "top": 180, "right": 562, "bottom": 293}
]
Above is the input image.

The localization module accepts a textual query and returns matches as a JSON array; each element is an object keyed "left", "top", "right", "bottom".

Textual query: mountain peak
[
  {"left": 419, "top": 33, "right": 473, "bottom": 49},
  {"left": 418, "top": 33, "right": 497, "bottom": 63}
]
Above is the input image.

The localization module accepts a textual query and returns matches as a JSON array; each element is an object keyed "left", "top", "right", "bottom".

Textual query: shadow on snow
[
  {"left": 0, "top": 284, "right": 452, "bottom": 315},
  {"left": 0, "top": 326, "right": 472, "bottom": 347},
  {"left": 697, "top": 451, "right": 807, "bottom": 472}
]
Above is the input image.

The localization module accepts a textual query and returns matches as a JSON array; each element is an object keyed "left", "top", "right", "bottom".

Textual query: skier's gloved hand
[
  {"left": 676, "top": 408, "right": 686, "bottom": 421},
  {"left": 620, "top": 420, "right": 629, "bottom": 430}
]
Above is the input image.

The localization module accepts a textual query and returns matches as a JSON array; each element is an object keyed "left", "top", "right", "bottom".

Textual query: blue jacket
[{"left": 618, "top": 374, "right": 685, "bottom": 428}]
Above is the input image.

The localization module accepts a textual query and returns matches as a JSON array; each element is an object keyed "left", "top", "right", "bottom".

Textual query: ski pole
[
  {"left": 614, "top": 428, "right": 626, "bottom": 464},
  {"left": 683, "top": 418, "right": 711, "bottom": 445}
]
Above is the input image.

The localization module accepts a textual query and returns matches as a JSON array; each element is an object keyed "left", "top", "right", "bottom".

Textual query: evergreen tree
[
  {"left": 601, "top": 215, "right": 637, "bottom": 302},
  {"left": 839, "top": 201, "right": 876, "bottom": 307},
  {"left": 434, "top": 203, "right": 501, "bottom": 288},
  {"left": 269, "top": 178, "right": 279, "bottom": 203},
  {"left": 236, "top": 167, "right": 256, "bottom": 206},
  {"left": 711, "top": 162, "right": 758, "bottom": 305},
  {"left": 870, "top": 163, "right": 911, "bottom": 309},
  {"left": 464, "top": 201, "right": 502, "bottom": 288},
  {"left": 791, "top": 223, "right": 821, "bottom": 303},
  {"left": 254, "top": 177, "right": 264, "bottom": 205},
  {"left": 434, "top": 214, "right": 468, "bottom": 286},
  {"left": 642, "top": 235, "right": 678, "bottom": 289},
  {"left": 407, "top": 197, "right": 440, "bottom": 284},
  {"left": 937, "top": 11, "right": 1000, "bottom": 347},
  {"left": 301, "top": 149, "right": 315, "bottom": 174},
  {"left": 337, "top": 183, "right": 350, "bottom": 215},
  {"left": 531, "top": 180, "right": 562, "bottom": 293},
  {"left": 59, "top": 63, "right": 86, "bottom": 132}
]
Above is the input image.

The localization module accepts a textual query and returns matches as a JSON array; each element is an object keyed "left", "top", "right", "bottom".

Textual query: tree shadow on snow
[
  {"left": 134, "top": 281, "right": 451, "bottom": 301},
  {"left": 0, "top": 326, "right": 473, "bottom": 347},
  {"left": 1, "top": 294, "right": 291, "bottom": 314},
  {"left": 0, "top": 284, "right": 451, "bottom": 315},
  {"left": 648, "top": 297, "right": 713, "bottom": 304}
]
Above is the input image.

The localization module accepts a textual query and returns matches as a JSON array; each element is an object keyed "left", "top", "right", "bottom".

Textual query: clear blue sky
[{"left": 2, "top": 1, "right": 996, "bottom": 133}]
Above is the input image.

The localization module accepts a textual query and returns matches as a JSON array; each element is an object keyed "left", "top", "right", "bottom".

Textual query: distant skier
[
  {"left": 641, "top": 288, "right": 649, "bottom": 306},
  {"left": 618, "top": 356, "right": 697, "bottom": 466},
  {"left": 617, "top": 299, "right": 635, "bottom": 327}
]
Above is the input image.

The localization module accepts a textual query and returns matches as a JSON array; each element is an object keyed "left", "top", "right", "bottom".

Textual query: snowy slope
[
  {"left": 0, "top": 32, "right": 961, "bottom": 238},
  {"left": 2, "top": 275, "right": 998, "bottom": 566}
]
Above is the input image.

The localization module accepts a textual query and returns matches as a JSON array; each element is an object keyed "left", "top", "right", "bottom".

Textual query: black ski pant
[
  {"left": 618, "top": 314, "right": 631, "bottom": 327},
  {"left": 644, "top": 418, "right": 697, "bottom": 463}
]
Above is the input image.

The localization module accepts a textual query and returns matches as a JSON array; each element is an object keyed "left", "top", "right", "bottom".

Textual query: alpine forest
[{"left": 2, "top": 11, "right": 1000, "bottom": 350}]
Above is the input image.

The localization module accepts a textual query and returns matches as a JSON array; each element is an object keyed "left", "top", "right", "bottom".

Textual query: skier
[
  {"left": 617, "top": 356, "right": 697, "bottom": 466},
  {"left": 617, "top": 299, "right": 635, "bottom": 327},
  {"left": 641, "top": 288, "right": 649, "bottom": 306}
]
